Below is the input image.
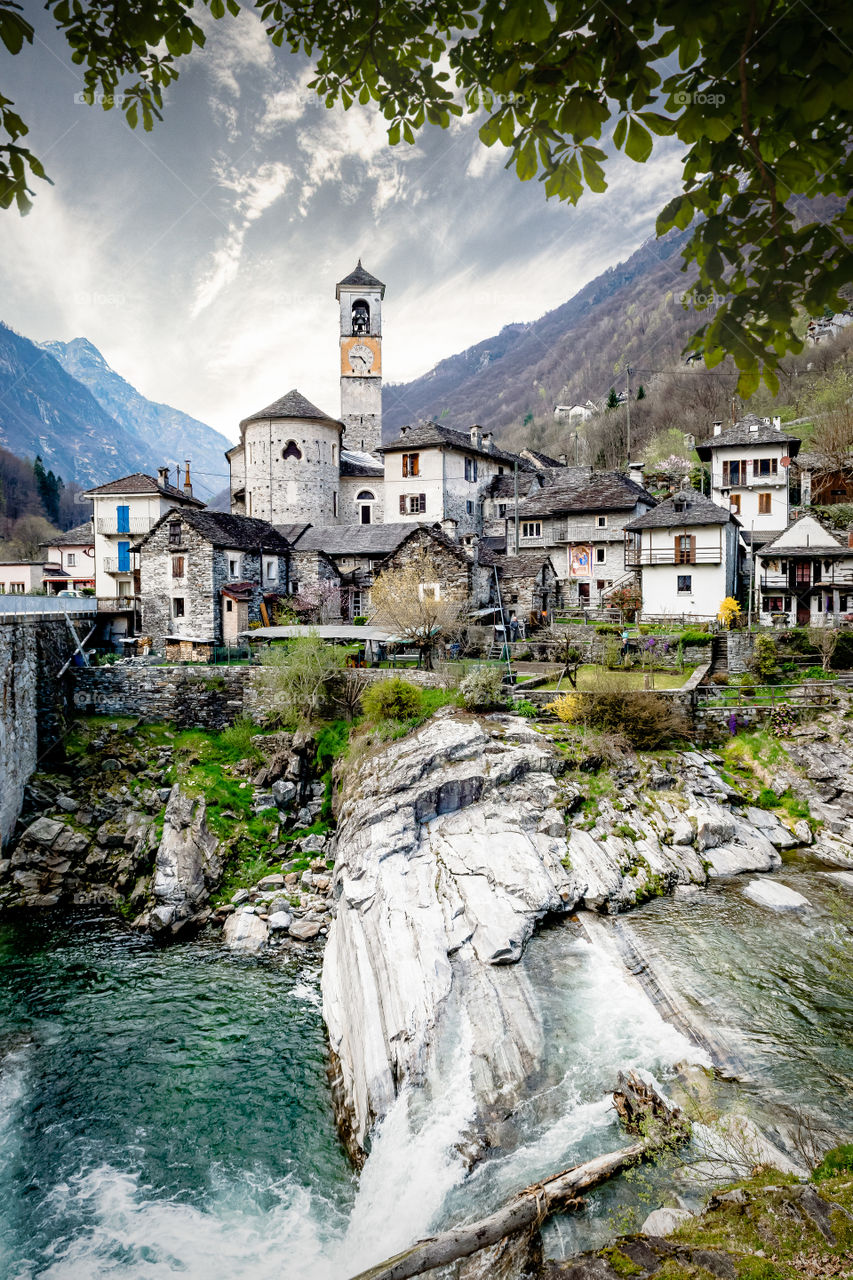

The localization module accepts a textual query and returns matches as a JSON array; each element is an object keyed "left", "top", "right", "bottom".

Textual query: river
[{"left": 0, "top": 858, "right": 850, "bottom": 1278}]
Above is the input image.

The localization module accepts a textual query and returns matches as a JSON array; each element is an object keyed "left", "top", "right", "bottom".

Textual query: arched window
[
  {"left": 357, "top": 489, "right": 376, "bottom": 526},
  {"left": 282, "top": 440, "right": 302, "bottom": 461},
  {"left": 352, "top": 299, "right": 370, "bottom": 334}
]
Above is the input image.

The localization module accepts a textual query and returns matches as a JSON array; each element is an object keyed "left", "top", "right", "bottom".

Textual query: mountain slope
[
  {"left": 41, "top": 338, "right": 233, "bottom": 504},
  {"left": 381, "top": 229, "right": 693, "bottom": 441},
  {"left": 0, "top": 324, "right": 153, "bottom": 487}
]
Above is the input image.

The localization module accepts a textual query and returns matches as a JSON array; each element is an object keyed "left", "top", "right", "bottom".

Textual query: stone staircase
[{"left": 709, "top": 632, "right": 729, "bottom": 676}]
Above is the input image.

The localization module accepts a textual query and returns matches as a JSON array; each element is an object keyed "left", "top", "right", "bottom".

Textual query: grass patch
[{"left": 538, "top": 665, "right": 691, "bottom": 692}]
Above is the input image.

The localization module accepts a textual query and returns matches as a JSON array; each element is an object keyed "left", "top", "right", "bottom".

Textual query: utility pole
[
  {"left": 625, "top": 365, "right": 631, "bottom": 463},
  {"left": 513, "top": 460, "right": 519, "bottom": 554},
  {"left": 747, "top": 521, "right": 755, "bottom": 630}
]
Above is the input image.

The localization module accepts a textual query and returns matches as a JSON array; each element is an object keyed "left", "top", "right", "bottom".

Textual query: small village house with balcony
[
  {"left": 754, "top": 514, "right": 853, "bottom": 626},
  {"left": 623, "top": 489, "right": 740, "bottom": 620},
  {"left": 83, "top": 468, "right": 205, "bottom": 640},
  {"left": 508, "top": 468, "right": 655, "bottom": 608},
  {"left": 695, "top": 413, "right": 800, "bottom": 537}
]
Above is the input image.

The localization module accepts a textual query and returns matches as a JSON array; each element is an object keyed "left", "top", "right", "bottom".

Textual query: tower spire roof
[{"left": 336, "top": 259, "right": 385, "bottom": 298}]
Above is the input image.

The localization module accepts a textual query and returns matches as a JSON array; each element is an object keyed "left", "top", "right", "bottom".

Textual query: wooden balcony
[{"left": 624, "top": 548, "right": 722, "bottom": 568}]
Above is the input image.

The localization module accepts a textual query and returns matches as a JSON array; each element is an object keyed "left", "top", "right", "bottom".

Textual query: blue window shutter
[
  {"left": 116, "top": 505, "right": 130, "bottom": 533},
  {"left": 117, "top": 541, "right": 130, "bottom": 572}
]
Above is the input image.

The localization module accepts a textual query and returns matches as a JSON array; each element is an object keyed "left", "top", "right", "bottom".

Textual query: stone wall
[
  {"left": 727, "top": 631, "right": 757, "bottom": 674},
  {"left": 73, "top": 665, "right": 254, "bottom": 729},
  {"left": 0, "top": 618, "right": 80, "bottom": 847}
]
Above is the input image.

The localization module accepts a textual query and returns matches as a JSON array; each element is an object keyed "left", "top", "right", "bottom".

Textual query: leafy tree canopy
[{"left": 2, "top": 0, "right": 852, "bottom": 394}]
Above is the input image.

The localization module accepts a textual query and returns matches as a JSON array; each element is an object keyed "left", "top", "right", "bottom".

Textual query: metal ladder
[{"left": 491, "top": 566, "right": 514, "bottom": 679}]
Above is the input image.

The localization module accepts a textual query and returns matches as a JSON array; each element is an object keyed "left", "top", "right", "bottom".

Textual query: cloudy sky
[{"left": 1, "top": 5, "right": 684, "bottom": 455}]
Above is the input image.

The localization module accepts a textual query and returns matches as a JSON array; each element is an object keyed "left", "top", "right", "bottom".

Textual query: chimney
[
  {"left": 461, "top": 533, "right": 480, "bottom": 561},
  {"left": 469, "top": 424, "right": 482, "bottom": 451},
  {"left": 481, "top": 431, "right": 493, "bottom": 453},
  {"left": 773, "top": 416, "right": 781, "bottom": 430},
  {"left": 157, "top": 465, "right": 170, "bottom": 487},
  {"left": 440, "top": 517, "right": 458, "bottom": 541},
  {"left": 628, "top": 461, "right": 645, "bottom": 479},
  {"left": 712, "top": 420, "right": 723, "bottom": 437},
  {"left": 847, "top": 532, "right": 853, "bottom": 549},
  {"left": 183, "top": 459, "right": 193, "bottom": 499},
  {"left": 400, "top": 425, "right": 409, "bottom": 437},
  {"left": 559, "top": 453, "right": 567, "bottom": 466}
]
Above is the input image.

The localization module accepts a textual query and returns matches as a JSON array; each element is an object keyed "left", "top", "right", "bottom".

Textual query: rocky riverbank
[
  {"left": 322, "top": 704, "right": 853, "bottom": 1166},
  {"left": 0, "top": 716, "right": 336, "bottom": 952}
]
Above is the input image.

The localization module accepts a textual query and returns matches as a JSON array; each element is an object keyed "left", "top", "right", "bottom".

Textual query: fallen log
[{"left": 346, "top": 1072, "right": 689, "bottom": 1280}]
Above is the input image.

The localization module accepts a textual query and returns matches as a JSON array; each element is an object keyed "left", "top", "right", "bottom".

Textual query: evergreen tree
[
  {"left": 636, "top": 385, "right": 646, "bottom": 400},
  {"left": 606, "top": 387, "right": 619, "bottom": 410},
  {"left": 32, "top": 455, "right": 62, "bottom": 524}
]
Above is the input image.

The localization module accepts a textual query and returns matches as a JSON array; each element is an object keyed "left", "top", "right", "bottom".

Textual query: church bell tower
[{"left": 336, "top": 259, "right": 384, "bottom": 455}]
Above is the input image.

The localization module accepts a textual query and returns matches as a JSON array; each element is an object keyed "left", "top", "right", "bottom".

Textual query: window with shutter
[
  {"left": 419, "top": 494, "right": 426, "bottom": 513},
  {"left": 722, "top": 461, "right": 730, "bottom": 485},
  {"left": 402, "top": 455, "right": 408, "bottom": 478},
  {"left": 399, "top": 495, "right": 406, "bottom": 514}
]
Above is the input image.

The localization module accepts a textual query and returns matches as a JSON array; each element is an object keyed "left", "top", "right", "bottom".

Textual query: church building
[{"left": 226, "top": 262, "right": 531, "bottom": 538}]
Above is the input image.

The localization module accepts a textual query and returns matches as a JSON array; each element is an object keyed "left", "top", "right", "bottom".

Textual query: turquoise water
[
  {"left": 1, "top": 863, "right": 851, "bottom": 1278},
  {"left": 0, "top": 914, "right": 355, "bottom": 1279}
]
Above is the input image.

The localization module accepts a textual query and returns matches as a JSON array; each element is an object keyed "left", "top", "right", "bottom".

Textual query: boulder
[
  {"left": 257, "top": 873, "right": 285, "bottom": 891},
  {"left": 223, "top": 909, "right": 268, "bottom": 951},
  {"left": 742, "top": 879, "right": 811, "bottom": 911},
  {"left": 289, "top": 918, "right": 321, "bottom": 941},
  {"left": 793, "top": 819, "right": 812, "bottom": 845},
  {"left": 272, "top": 779, "right": 297, "bottom": 809},
  {"left": 825, "top": 870, "right": 853, "bottom": 890},
  {"left": 640, "top": 1207, "right": 694, "bottom": 1236},
  {"left": 231, "top": 888, "right": 250, "bottom": 905},
  {"left": 268, "top": 911, "right": 293, "bottom": 931},
  {"left": 149, "top": 787, "right": 222, "bottom": 938}
]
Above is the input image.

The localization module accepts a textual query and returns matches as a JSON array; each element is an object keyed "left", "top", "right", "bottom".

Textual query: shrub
[
  {"left": 679, "top": 629, "right": 714, "bottom": 645},
  {"left": 353, "top": 615, "right": 367, "bottom": 626},
  {"left": 711, "top": 672, "right": 729, "bottom": 685},
  {"left": 218, "top": 716, "right": 263, "bottom": 762},
  {"left": 460, "top": 665, "right": 509, "bottom": 710},
  {"left": 513, "top": 699, "right": 540, "bottom": 719},
  {"left": 254, "top": 633, "right": 348, "bottom": 726},
  {"left": 604, "top": 638, "right": 625, "bottom": 669},
  {"left": 361, "top": 678, "right": 423, "bottom": 722},
  {"left": 750, "top": 635, "right": 779, "bottom": 683},
  {"left": 812, "top": 1143, "right": 853, "bottom": 1182},
  {"left": 546, "top": 682, "right": 690, "bottom": 748}
]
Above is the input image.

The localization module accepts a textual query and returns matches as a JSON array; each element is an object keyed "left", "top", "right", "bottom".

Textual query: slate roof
[
  {"left": 82, "top": 473, "right": 205, "bottom": 506},
  {"left": 755, "top": 516, "right": 849, "bottom": 558},
  {"left": 220, "top": 581, "right": 256, "bottom": 602},
  {"left": 624, "top": 489, "right": 736, "bottom": 530},
  {"left": 380, "top": 421, "right": 526, "bottom": 466},
  {"left": 140, "top": 509, "right": 292, "bottom": 552},
  {"left": 492, "top": 551, "right": 558, "bottom": 579},
  {"left": 287, "top": 521, "right": 417, "bottom": 557},
  {"left": 240, "top": 388, "right": 343, "bottom": 430},
  {"left": 695, "top": 414, "right": 801, "bottom": 458},
  {"left": 336, "top": 259, "right": 385, "bottom": 297},
  {"left": 517, "top": 470, "right": 655, "bottom": 518},
  {"left": 44, "top": 520, "right": 94, "bottom": 546},
  {"left": 521, "top": 448, "right": 566, "bottom": 470},
  {"left": 340, "top": 448, "right": 383, "bottom": 477}
]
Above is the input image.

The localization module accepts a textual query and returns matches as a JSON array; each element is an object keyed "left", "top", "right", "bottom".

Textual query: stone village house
[
  {"left": 623, "top": 489, "right": 741, "bottom": 621},
  {"left": 139, "top": 510, "right": 295, "bottom": 658},
  {"left": 754, "top": 514, "right": 853, "bottom": 626}
]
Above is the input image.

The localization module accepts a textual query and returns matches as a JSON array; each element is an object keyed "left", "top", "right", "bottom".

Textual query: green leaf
[{"left": 624, "top": 117, "right": 652, "bottom": 163}]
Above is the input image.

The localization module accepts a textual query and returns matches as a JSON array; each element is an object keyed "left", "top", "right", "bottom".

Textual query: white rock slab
[
  {"left": 641, "top": 1207, "right": 694, "bottom": 1237},
  {"left": 742, "top": 879, "right": 811, "bottom": 911},
  {"left": 223, "top": 909, "right": 268, "bottom": 951}
]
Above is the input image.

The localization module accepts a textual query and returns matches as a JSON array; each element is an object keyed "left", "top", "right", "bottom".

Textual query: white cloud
[
  {"left": 201, "top": 9, "right": 274, "bottom": 98},
  {"left": 191, "top": 160, "right": 292, "bottom": 315}
]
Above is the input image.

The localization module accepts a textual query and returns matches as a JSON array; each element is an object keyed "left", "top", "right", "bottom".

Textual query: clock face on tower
[{"left": 348, "top": 342, "right": 375, "bottom": 373}]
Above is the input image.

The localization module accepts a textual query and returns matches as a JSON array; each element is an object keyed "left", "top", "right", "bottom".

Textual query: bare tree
[
  {"left": 808, "top": 404, "right": 853, "bottom": 478},
  {"left": 370, "top": 548, "right": 466, "bottom": 669},
  {"left": 808, "top": 621, "right": 840, "bottom": 672}
]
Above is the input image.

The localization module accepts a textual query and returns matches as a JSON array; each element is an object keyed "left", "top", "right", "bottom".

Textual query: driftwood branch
[{"left": 346, "top": 1072, "right": 689, "bottom": 1280}]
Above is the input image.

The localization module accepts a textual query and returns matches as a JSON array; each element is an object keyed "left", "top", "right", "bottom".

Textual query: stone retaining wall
[
  {"left": 73, "top": 665, "right": 254, "bottom": 729},
  {"left": 727, "top": 631, "right": 757, "bottom": 674},
  {"left": 1, "top": 618, "right": 80, "bottom": 847}
]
